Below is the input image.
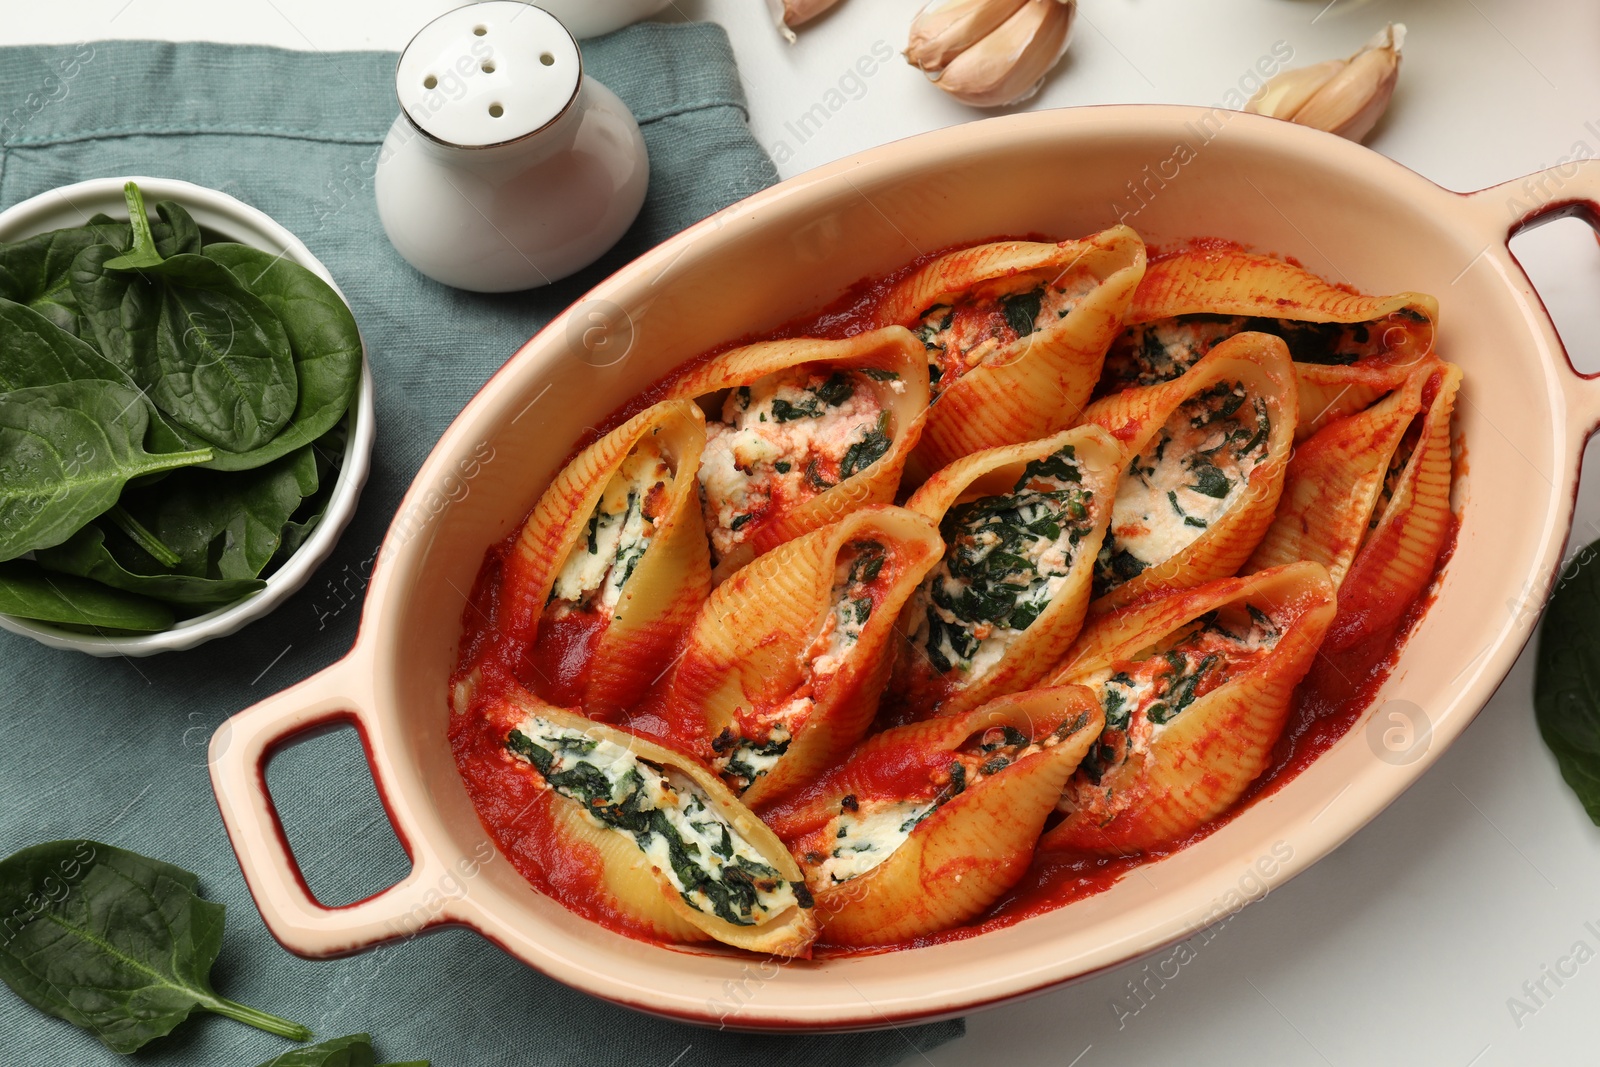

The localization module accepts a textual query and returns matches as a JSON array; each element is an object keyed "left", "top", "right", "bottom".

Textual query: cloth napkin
[{"left": 0, "top": 31, "right": 964, "bottom": 1067}]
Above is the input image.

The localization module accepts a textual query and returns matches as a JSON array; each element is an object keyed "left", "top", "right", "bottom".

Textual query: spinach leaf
[
  {"left": 0, "top": 840, "right": 311, "bottom": 1053},
  {"left": 72, "top": 243, "right": 298, "bottom": 453},
  {"left": 0, "top": 380, "right": 212, "bottom": 560},
  {"left": 34, "top": 524, "right": 267, "bottom": 608},
  {"left": 252, "top": 1032, "right": 430, "bottom": 1067},
  {"left": 0, "top": 559, "right": 174, "bottom": 632},
  {"left": 71, "top": 184, "right": 297, "bottom": 452},
  {"left": 0, "top": 211, "right": 190, "bottom": 336},
  {"left": 200, "top": 243, "right": 362, "bottom": 471},
  {"left": 116, "top": 445, "right": 320, "bottom": 580},
  {"left": 1535, "top": 541, "right": 1600, "bottom": 825}
]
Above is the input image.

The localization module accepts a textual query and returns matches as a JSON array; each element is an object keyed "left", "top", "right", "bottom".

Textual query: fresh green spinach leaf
[
  {"left": 200, "top": 243, "right": 362, "bottom": 471},
  {"left": 0, "top": 209, "right": 191, "bottom": 336},
  {"left": 0, "top": 559, "right": 173, "bottom": 632},
  {"left": 0, "top": 840, "right": 311, "bottom": 1053},
  {"left": 116, "top": 444, "right": 320, "bottom": 580},
  {"left": 34, "top": 524, "right": 267, "bottom": 608},
  {"left": 0, "top": 379, "right": 212, "bottom": 560},
  {"left": 252, "top": 1032, "right": 430, "bottom": 1067},
  {"left": 1535, "top": 542, "right": 1600, "bottom": 825},
  {"left": 71, "top": 184, "right": 297, "bottom": 452}
]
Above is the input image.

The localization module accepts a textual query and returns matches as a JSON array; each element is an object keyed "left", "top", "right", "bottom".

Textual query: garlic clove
[
  {"left": 1246, "top": 24, "right": 1405, "bottom": 143},
  {"left": 1292, "top": 24, "right": 1404, "bottom": 141},
  {"left": 907, "top": 0, "right": 1031, "bottom": 74},
  {"left": 768, "top": 0, "right": 846, "bottom": 41},
  {"left": 932, "top": 0, "right": 1076, "bottom": 108},
  {"left": 1244, "top": 60, "right": 1344, "bottom": 122}
]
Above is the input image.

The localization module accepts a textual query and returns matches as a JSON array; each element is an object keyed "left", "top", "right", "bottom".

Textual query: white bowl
[{"left": 0, "top": 176, "right": 375, "bottom": 656}]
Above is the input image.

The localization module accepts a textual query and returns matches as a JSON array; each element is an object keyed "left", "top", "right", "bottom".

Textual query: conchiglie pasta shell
[
  {"left": 1123, "top": 248, "right": 1437, "bottom": 437},
  {"left": 809, "top": 687, "right": 1103, "bottom": 946},
  {"left": 488, "top": 400, "right": 710, "bottom": 719},
  {"left": 1083, "top": 332, "right": 1298, "bottom": 611},
  {"left": 669, "top": 506, "right": 944, "bottom": 804},
  {"left": 1043, "top": 562, "right": 1336, "bottom": 853},
  {"left": 1324, "top": 362, "right": 1460, "bottom": 651},
  {"left": 871, "top": 227, "right": 1147, "bottom": 476},
  {"left": 1246, "top": 362, "right": 1438, "bottom": 585},
  {"left": 497, "top": 693, "right": 817, "bottom": 956},
  {"left": 897, "top": 424, "right": 1123, "bottom": 717},
  {"left": 662, "top": 327, "right": 931, "bottom": 579}
]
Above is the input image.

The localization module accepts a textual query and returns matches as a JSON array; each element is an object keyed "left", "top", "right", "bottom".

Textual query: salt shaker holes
[
  {"left": 473, "top": 24, "right": 487, "bottom": 36},
  {"left": 540, "top": 52, "right": 555, "bottom": 66},
  {"left": 482, "top": 60, "right": 496, "bottom": 73},
  {"left": 489, "top": 103, "right": 504, "bottom": 118},
  {"left": 424, "top": 74, "right": 438, "bottom": 89}
]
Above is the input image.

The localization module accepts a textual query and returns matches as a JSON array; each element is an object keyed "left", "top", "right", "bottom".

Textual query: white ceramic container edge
[{"left": 0, "top": 177, "right": 375, "bottom": 656}]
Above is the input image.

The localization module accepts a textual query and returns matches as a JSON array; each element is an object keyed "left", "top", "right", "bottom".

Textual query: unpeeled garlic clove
[
  {"left": 767, "top": 0, "right": 846, "bottom": 42},
  {"left": 1246, "top": 24, "right": 1405, "bottom": 143},
  {"left": 930, "top": 0, "right": 1076, "bottom": 108},
  {"left": 907, "top": 0, "right": 1030, "bottom": 74}
]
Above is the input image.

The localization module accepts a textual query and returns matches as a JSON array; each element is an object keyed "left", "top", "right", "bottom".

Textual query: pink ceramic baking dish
[{"left": 211, "top": 105, "right": 1600, "bottom": 1030}]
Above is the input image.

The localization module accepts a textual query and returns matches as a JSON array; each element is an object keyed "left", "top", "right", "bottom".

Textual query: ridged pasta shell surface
[
  {"left": 660, "top": 326, "right": 932, "bottom": 580},
  {"left": 896, "top": 424, "right": 1123, "bottom": 717},
  {"left": 466, "top": 399, "right": 710, "bottom": 719},
  {"left": 492, "top": 693, "right": 818, "bottom": 956},
  {"left": 1246, "top": 360, "right": 1456, "bottom": 591},
  {"left": 667, "top": 506, "right": 944, "bottom": 806},
  {"left": 1105, "top": 248, "right": 1437, "bottom": 438},
  {"left": 1043, "top": 562, "right": 1336, "bottom": 853},
  {"left": 1322, "top": 361, "right": 1460, "bottom": 651},
  {"left": 870, "top": 226, "right": 1146, "bottom": 476},
  {"left": 1083, "top": 332, "right": 1297, "bottom": 611},
  {"left": 774, "top": 685, "right": 1103, "bottom": 946}
]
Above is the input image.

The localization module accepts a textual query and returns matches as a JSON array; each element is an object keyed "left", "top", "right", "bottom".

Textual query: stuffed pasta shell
[
  {"left": 471, "top": 399, "right": 710, "bottom": 718},
  {"left": 491, "top": 693, "right": 817, "bottom": 956},
  {"left": 1247, "top": 361, "right": 1460, "bottom": 604},
  {"left": 769, "top": 686, "right": 1103, "bottom": 946},
  {"left": 1103, "top": 247, "right": 1436, "bottom": 439},
  {"left": 896, "top": 425, "right": 1123, "bottom": 717},
  {"left": 1041, "top": 562, "right": 1335, "bottom": 853},
  {"left": 1084, "top": 332, "right": 1297, "bottom": 610},
  {"left": 661, "top": 327, "right": 930, "bottom": 580},
  {"left": 667, "top": 507, "right": 943, "bottom": 806},
  {"left": 869, "top": 227, "right": 1146, "bottom": 475}
]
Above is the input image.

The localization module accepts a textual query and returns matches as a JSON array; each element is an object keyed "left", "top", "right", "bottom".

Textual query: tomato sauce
[{"left": 448, "top": 238, "right": 1461, "bottom": 956}]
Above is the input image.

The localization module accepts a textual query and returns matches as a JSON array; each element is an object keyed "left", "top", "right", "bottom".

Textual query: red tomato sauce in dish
[{"left": 447, "top": 237, "right": 1460, "bottom": 955}]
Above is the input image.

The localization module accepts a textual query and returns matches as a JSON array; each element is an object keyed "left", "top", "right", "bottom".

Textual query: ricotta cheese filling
[
  {"left": 807, "top": 716, "right": 1085, "bottom": 887},
  {"left": 1094, "top": 381, "right": 1271, "bottom": 597},
  {"left": 1071, "top": 605, "right": 1282, "bottom": 792},
  {"left": 698, "top": 368, "right": 893, "bottom": 563},
  {"left": 915, "top": 273, "right": 1101, "bottom": 397},
  {"left": 912, "top": 446, "right": 1095, "bottom": 683},
  {"left": 712, "top": 540, "right": 887, "bottom": 793},
  {"left": 506, "top": 716, "right": 805, "bottom": 926},
  {"left": 549, "top": 441, "right": 671, "bottom": 616}
]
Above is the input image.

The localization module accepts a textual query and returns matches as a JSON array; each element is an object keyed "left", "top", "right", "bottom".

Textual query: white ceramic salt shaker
[{"left": 375, "top": 2, "right": 650, "bottom": 292}]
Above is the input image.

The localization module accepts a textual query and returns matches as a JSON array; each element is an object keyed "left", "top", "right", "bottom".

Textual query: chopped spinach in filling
[
  {"left": 698, "top": 368, "right": 893, "bottom": 561},
  {"left": 915, "top": 446, "right": 1095, "bottom": 679},
  {"left": 711, "top": 540, "right": 888, "bottom": 793},
  {"left": 914, "top": 272, "right": 1099, "bottom": 397},
  {"left": 549, "top": 443, "right": 670, "bottom": 615},
  {"left": 1077, "top": 607, "right": 1281, "bottom": 785},
  {"left": 507, "top": 719, "right": 807, "bottom": 925},
  {"left": 1093, "top": 381, "right": 1271, "bottom": 598},
  {"left": 1103, "top": 313, "right": 1409, "bottom": 394}
]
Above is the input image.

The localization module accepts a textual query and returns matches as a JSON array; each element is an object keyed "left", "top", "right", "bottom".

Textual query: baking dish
[{"left": 210, "top": 105, "right": 1600, "bottom": 1029}]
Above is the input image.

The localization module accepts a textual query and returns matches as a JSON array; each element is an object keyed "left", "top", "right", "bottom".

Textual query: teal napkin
[{"left": 0, "top": 32, "right": 964, "bottom": 1067}]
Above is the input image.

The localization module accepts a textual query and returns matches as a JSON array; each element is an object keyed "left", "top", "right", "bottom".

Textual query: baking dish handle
[
  {"left": 209, "top": 654, "right": 457, "bottom": 958},
  {"left": 1467, "top": 162, "right": 1600, "bottom": 433}
]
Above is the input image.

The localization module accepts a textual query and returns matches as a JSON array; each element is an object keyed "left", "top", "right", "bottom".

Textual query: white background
[{"left": 9, "top": 2, "right": 1600, "bottom": 1064}]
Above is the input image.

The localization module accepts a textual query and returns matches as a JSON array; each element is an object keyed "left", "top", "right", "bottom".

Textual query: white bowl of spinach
[{"left": 0, "top": 177, "right": 372, "bottom": 655}]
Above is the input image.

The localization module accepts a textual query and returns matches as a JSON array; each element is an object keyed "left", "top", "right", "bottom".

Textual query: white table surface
[{"left": 9, "top": 3, "right": 1600, "bottom": 1064}]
